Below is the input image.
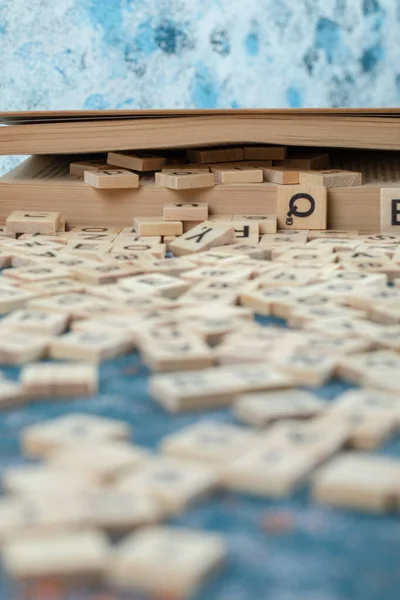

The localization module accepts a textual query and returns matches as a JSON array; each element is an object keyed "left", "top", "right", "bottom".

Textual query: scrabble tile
[
  {"left": 380, "top": 188, "right": 400, "bottom": 232},
  {"left": 336, "top": 350, "right": 400, "bottom": 385},
  {"left": 2, "top": 465, "right": 97, "bottom": 496},
  {"left": 107, "top": 151, "right": 166, "bottom": 172},
  {"left": 215, "top": 221, "right": 259, "bottom": 244},
  {"left": 0, "top": 379, "right": 26, "bottom": 410},
  {"left": 111, "top": 243, "right": 166, "bottom": 259},
  {"left": 308, "top": 229, "right": 359, "bottom": 240},
  {"left": 163, "top": 202, "right": 208, "bottom": 221},
  {"left": 162, "top": 163, "right": 211, "bottom": 172},
  {"left": 187, "top": 146, "right": 243, "bottom": 163},
  {"left": 84, "top": 490, "right": 162, "bottom": 534},
  {"left": 65, "top": 241, "right": 112, "bottom": 258},
  {"left": 276, "top": 152, "right": 330, "bottom": 170},
  {"left": 232, "top": 214, "right": 277, "bottom": 234},
  {"left": 115, "top": 456, "right": 217, "bottom": 515},
  {"left": 330, "top": 388, "right": 400, "bottom": 429},
  {"left": 67, "top": 232, "right": 118, "bottom": 244},
  {"left": 0, "top": 247, "right": 12, "bottom": 268},
  {"left": 21, "top": 363, "right": 98, "bottom": 398},
  {"left": 260, "top": 166, "right": 300, "bottom": 185},
  {"left": 132, "top": 216, "right": 182, "bottom": 236},
  {"left": 0, "top": 285, "right": 36, "bottom": 314},
  {"left": 277, "top": 185, "right": 327, "bottom": 230},
  {"left": 28, "top": 293, "right": 107, "bottom": 320},
  {"left": 21, "top": 414, "right": 131, "bottom": 458},
  {"left": 312, "top": 452, "right": 400, "bottom": 512},
  {"left": 155, "top": 170, "right": 215, "bottom": 190},
  {"left": 221, "top": 441, "right": 319, "bottom": 497},
  {"left": 72, "top": 263, "right": 141, "bottom": 285},
  {"left": 243, "top": 145, "right": 286, "bottom": 160},
  {"left": 240, "top": 286, "right": 302, "bottom": 317},
  {"left": 3, "top": 264, "right": 72, "bottom": 283},
  {"left": 6, "top": 211, "right": 61, "bottom": 235},
  {"left": 234, "top": 390, "right": 326, "bottom": 427},
  {"left": 149, "top": 364, "right": 293, "bottom": 412},
  {"left": 122, "top": 272, "right": 189, "bottom": 298},
  {"left": 273, "top": 350, "right": 336, "bottom": 386},
  {"left": 169, "top": 221, "right": 236, "bottom": 256},
  {"left": 1, "top": 309, "right": 68, "bottom": 336},
  {"left": 108, "top": 527, "right": 226, "bottom": 597},
  {"left": 50, "top": 441, "right": 150, "bottom": 485},
  {"left": 210, "top": 164, "right": 263, "bottom": 184},
  {"left": 139, "top": 332, "right": 214, "bottom": 372},
  {"left": 0, "top": 333, "right": 50, "bottom": 365},
  {"left": 0, "top": 493, "right": 87, "bottom": 544},
  {"left": 0, "top": 226, "right": 16, "bottom": 239},
  {"left": 84, "top": 168, "right": 139, "bottom": 189},
  {"left": 160, "top": 421, "right": 258, "bottom": 469},
  {"left": 177, "top": 278, "right": 243, "bottom": 306},
  {"left": 213, "top": 241, "right": 268, "bottom": 259},
  {"left": 3, "top": 529, "right": 109, "bottom": 582},
  {"left": 324, "top": 408, "right": 395, "bottom": 450},
  {"left": 49, "top": 331, "right": 133, "bottom": 362},
  {"left": 259, "top": 229, "right": 309, "bottom": 245},
  {"left": 299, "top": 169, "right": 362, "bottom": 187}
]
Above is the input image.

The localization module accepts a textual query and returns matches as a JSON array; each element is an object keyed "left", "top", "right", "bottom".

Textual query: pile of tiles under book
[{"left": 0, "top": 208, "right": 399, "bottom": 598}]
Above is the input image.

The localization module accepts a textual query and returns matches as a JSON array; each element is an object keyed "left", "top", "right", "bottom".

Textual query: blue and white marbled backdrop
[{"left": 0, "top": 0, "right": 398, "bottom": 173}]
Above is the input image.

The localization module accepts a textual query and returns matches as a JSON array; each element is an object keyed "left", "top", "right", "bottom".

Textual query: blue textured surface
[{"left": 0, "top": 316, "right": 399, "bottom": 600}]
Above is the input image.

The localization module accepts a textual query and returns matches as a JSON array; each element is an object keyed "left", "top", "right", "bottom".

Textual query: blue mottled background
[{"left": 0, "top": 0, "right": 398, "bottom": 173}]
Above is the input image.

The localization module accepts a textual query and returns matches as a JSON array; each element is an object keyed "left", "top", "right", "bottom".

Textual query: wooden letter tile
[
  {"left": 299, "top": 169, "right": 362, "bottom": 187},
  {"left": 261, "top": 166, "right": 300, "bottom": 185},
  {"left": 84, "top": 169, "right": 139, "bottom": 189},
  {"left": 21, "top": 363, "right": 98, "bottom": 398},
  {"left": 107, "top": 151, "right": 166, "bottom": 172},
  {"left": 163, "top": 202, "right": 209, "bottom": 221},
  {"left": 155, "top": 169, "right": 215, "bottom": 190},
  {"left": 6, "top": 211, "right": 61, "bottom": 235},
  {"left": 133, "top": 216, "right": 183, "bottom": 236},
  {"left": 380, "top": 188, "right": 400, "bottom": 232},
  {"left": 312, "top": 452, "right": 400, "bottom": 512},
  {"left": 277, "top": 185, "right": 327, "bottom": 230},
  {"left": 169, "top": 221, "right": 236, "bottom": 256},
  {"left": 108, "top": 527, "right": 226, "bottom": 597},
  {"left": 49, "top": 331, "right": 133, "bottom": 362},
  {"left": 3, "top": 529, "right": 109, "bottom": 582},
  {"left": 210, "top": 164, "right": 263, "bottom": 184},
  {"left": 187, "top": 146, "right": 244, "bottom": 163}
]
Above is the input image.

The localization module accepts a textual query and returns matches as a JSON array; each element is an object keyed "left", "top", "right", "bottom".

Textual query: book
[
  {"left": 1, "top": 109, "right": 400, "bottom": 155},
  {"left": 1, "top": 150, "right": 399, "bottom": 231}
]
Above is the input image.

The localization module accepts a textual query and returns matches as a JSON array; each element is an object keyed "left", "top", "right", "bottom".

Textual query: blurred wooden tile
[
  {"left": 1, "top": 309, "right": 68, "bottom": 335},
  {"left": 2, "top": 465, "right": 96, "bottom": 496},
  {"left": 84, "top": 490, "right": 162, "bottom": 534},
  {"left": 72, "top": 263, "right": 140, "bottom": 285},
  {"left": 0, "top": 379, "right": 26, "bottom": 410},
  {"left": 107, "top": 151, "right": 166, "bottom": 172},
  {"left": 210, "top": 164, "right": 263, "bottom": 184},
  {"left": 50, "top": 441, "right": 150, "bottom": 484},
  {"left": 3, "top": 529, "right": 109, "bottom": 582},
  {"left": 115, "top": 456, "right": 217, "bottom": 515},
  {"left": 140, "top": 332, "right": 214, "bottom": 372},
  {"left": 108, "top": 527, "right": 226, "bottom": 597},
  {"left": 312, "top": 452, "right": 400, "bottom": 512},
  {"left": 160, "top": 421, "right": 258, "bottom": 468},
  {"left": 234, "top": 390, "right": 325, "bottom": 427},
  {"left": 21, "top": 413, "right": 131, "bottom": 458},
  {"left": 149, "top": 364, "right": 293, "bottom": 412},
  {"left": 163, "top": 202, "right": 208, "bottom": 221},
  {"left": 277, "top": 185, "right": 327, "bottom": 230},
  {"left": 21, "top": 363, "right": 98, "bottom": 398},
  {"left": 49, "top": 331, "right": 133, "bottom": 362},
  {"left": 260, "top": 230, "right": 309, "bottom": 245},
  {"left": 232, "top": 214, "right": 277, "bottom": 234},
  {"left": 84, "top": 169, "right": 139, "bottom": 189},
  {"left": 261, "top": 166, "right": 299, "bottom": 185},
  {"left": 155, "top": 170, "right": 215, "bottom": 190},
  {"left": 6, "top": 211, "right": 61, "bottom": 235},
  {"left": 0, "top": 285, "right": 36, "bottom": 314},
  {"left": 28, "top": 293, "right": 107, "bottom": 320},
  {"left": 299, "top": 169, "right": 362, "bottom": 187},
  {"left": 133, "top": 216, "right": 182, "bottom": 236},
  {"left": 0, "top": 332, "right": 50, "bottom": 365},
  {"left": 243, "top": 145, "right": 286, "bottom": 160},
  {"left": 4, "top": 264, "right": 72, "bottom": 283},
  {"left": 187, "top": 147, "right": 243, "bottom": 163},
  {"left": 276, "top": 152, "right": 330, "bottom": 170}
]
